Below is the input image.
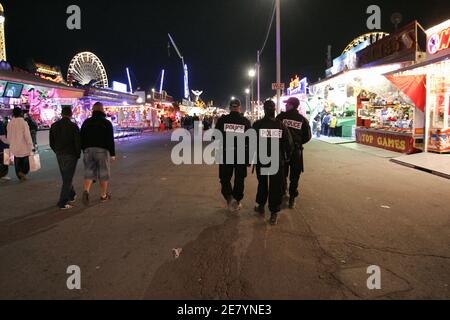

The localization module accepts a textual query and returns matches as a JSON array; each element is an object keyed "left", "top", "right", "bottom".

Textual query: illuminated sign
[
  {"left": 287, "top": 76, "right": 308, "bottom": 95},
  {"left": 112, "top": 81, "right": 128, "bottom": 93},
  {"left": 427, "top": 19, "right": 450, "bottom": 57}
]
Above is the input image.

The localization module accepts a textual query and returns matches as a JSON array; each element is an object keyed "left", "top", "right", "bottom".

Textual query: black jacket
[
  {"left": 252, "top": 116, "right": 294, "bottom": 168},
  {"left": 49, "top": 117, "right": 81, "bottom": 158},
  {"left": 215, "top": 111, "right": 252, "bottom": 165},
  {"left": 276, "top": 109, "right": 312, "bottom": 150},
  {"left": 81, "top": 111, "right": 116, "bottom": 156}
]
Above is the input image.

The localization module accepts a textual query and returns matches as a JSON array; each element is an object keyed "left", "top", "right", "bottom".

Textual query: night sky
[{"left": 3, "top": 0, "right": 450, "bottom": 106}]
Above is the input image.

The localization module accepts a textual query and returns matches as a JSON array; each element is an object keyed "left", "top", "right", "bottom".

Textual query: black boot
[{"left": 254, "top": 205, "right": 265, "bottom": 216}]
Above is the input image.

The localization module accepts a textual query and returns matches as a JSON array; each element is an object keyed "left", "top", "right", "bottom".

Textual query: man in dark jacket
[
  {"left": 277, "top": 97, "right": 312, "bottom": 209},
  {"left": 50, "top": 107, "right": 81, "bottom": 210},
  {"left": 215, "top": 99, "right": 252, "bottom": 212},
  {"left": 80, "top": 102, "right": 116, "bottom": 205},
  {"left": 253, "top": 100, "right": 294, "bottom": 225}
]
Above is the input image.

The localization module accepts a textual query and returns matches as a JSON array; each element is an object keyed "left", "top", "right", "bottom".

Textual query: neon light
[
  {"left": 160, "top": 69, "right": 165, "bottom": 94},
  {"left": 126, "top": 67, "right": 133, "bottom": 94},
  {"left": 184, "top": 64, "right": 190, "bottom": 100}
]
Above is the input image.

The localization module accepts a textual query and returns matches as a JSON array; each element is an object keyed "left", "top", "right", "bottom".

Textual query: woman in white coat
[{"left": 6, "top": 107, "right": 34, "bottom": 181}]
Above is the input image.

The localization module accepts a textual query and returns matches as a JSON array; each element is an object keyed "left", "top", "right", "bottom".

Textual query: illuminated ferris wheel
[
  {"left": 67, "top": 52, "right": 109, "bottom": 88},
  {"left": 342, "top": 32, "right": 390, "bottom": 55}
]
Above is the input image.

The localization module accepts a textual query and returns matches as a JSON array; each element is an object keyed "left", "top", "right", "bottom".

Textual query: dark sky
[{"left": 2, "top": 0, "right": 450, "bottom": 106}]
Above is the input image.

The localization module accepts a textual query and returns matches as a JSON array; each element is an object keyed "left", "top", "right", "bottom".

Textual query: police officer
[
  {"left": 253, "top": 100, "right": 293, "bottom": 225},
  {"left": 215, "top": 99, "right": 252, "bottom": 212},
  {"left": 277, "top": 97, "right": 312, "bottom": 209}
]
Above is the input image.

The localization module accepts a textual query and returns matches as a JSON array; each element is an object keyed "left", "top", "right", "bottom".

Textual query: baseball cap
[
  {"left": 283, "top": 97, "right": 300, "bottom": 107},
  {"left": 230, "top": 99, "right": 241, "bottom": 108}
]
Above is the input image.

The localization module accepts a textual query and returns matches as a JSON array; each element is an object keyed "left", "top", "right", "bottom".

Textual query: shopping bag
[
  {"left": 29, "top": 153, "right": 41, "bottom": 172},
  {"left": 3, "top": 149, "right": 14, "bottom": 166}
]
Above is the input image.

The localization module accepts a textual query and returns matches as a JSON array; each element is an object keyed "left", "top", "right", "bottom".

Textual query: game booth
[
  {"left": 384, "top": 19, "right": 450, "bottom": 154},
  {"left": 0, "top": 69, "right": 84, "bottom": 128}
]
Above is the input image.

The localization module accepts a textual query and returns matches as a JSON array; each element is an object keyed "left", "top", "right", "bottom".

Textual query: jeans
[
  {"left": 57, "top": 154, "right": 78, "bottom": 208},
  {"left": 14, "top": 156, "right": 30, "bottom": 179}
]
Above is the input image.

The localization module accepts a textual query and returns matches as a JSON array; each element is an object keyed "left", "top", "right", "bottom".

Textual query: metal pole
[
  {"left": 257, "top": 50, "right": 261, "bottom": 114},
  {"left": 251, "top": 79, "right": 254, "bottom": 115},
  {"left": 275, "top": 0, "right": 281, "bottom": 113}
]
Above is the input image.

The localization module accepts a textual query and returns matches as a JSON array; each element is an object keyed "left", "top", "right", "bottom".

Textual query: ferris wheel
[
  {"left": 67, "top": 52, "right": 109, "bottom": 88},
  {"left": 342, "top": 32, "right": 390, "bottom": 55}
]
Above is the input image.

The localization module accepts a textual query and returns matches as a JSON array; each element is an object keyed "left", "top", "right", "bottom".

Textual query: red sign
[
  {"left": 357, "top": 21, "right": 418, "bottom": 67},
  {"left": 356, "top": 128, "right": 419, "bottom": 154},
  {"left": 427, "top": 25, "right": 450, "bottom": 56},
  {"left": 272, "top": 83, "right": 285, "bottom": 90}
]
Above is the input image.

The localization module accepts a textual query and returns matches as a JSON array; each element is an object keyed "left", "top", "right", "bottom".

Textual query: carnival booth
[
  {"left": 385, "top": 19, "right": 450, "bottom": 154},
  {"left": 0, "top": 69, "right": 84, "bottom": 128}
]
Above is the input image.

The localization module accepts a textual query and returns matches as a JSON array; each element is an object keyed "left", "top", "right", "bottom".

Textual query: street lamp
[
  {"left": 245, "top": 89, "right": 250, "bottom": 113},
  {"left": 275, "top": 0, "right": 281, "bottom": 113}
]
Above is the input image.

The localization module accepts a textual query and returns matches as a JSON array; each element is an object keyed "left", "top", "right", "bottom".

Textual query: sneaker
[
  {"left": 288, "top": 197, "right": 296, "bottom": 209},
  {"left": 100, "top": 193, "right": 112, "bottom": 202},
  {"left": 18, "top": 172, "right": 27, "bottom": 181},
  {"left": 228, "top": 198, "right": 238, "bottom": 212},
  {"left": 60, "top": 204, "right": 74, "bottom": 210},
  {"left": 1, "top": 176, "right": 11, "bottom": 181},
  {"left": 254, "top": 205, "right": 265, "bottom": 216},
  {"left": 269, "top": 213, "right": 278, "bottom": 226},
  {"left": 69, "top": 195, "right": 77, "bottom": 204},
  {"left": 82, "top": 191, "right": 90, "bottom": 206}
]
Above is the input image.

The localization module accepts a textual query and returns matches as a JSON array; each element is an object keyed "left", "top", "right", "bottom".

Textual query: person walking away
[
  {"left": 329, "top": 114, "right": 338, "bottom": 137},
  {"left": 80, "top": 102, "right": 116, "bottom": 205},
  {"left": 0, "top": 120, "right": 11, "bottom": 181},
  {"left": 50, "top": 107, "right": 81, "bottom": 210},
  {"left": 215, "top": 99, "right": 251, "bottom": 212},
  {"left": 253, "top": 100, "right": 294, "bottom": 225},
  {"left": 321, "top": 113, "right": 330, "bottom": 137},
  {"left": 6, "top": 107, "right": 34, "bottom": 181},
  {"left": 24, "top": 112, "right": 38, "bottom": 149},
  {"left": 277, "top": 97, "right": 312, "bottom": 209}
]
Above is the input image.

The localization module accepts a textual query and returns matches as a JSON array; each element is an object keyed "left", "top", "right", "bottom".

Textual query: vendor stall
[
  {"left": 0, "top": 69, "right": 84, "bottom": 128},
  {"left": 385, "top": 19, "right": 450, "bottom": 154}
]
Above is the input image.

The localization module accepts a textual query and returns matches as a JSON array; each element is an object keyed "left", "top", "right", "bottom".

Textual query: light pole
[
  {"left": 257, "top": 51, "right": 261, "bottom": 113},
  {"left": 248, "top": 69, "right": 256, "bottom": 115},
  {"left": 245, "top": 89, "right": 250, "bottom": 114},
  {"left": 275, "top": 0, "right": 281, "bottom": 113}
]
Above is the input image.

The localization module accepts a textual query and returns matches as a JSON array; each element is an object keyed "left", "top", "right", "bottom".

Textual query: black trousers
[
  {"left": 57, "top": 154, "right": 78, "bottom": 208},
  {"left": 256, "top": 165, "right": 284, "bottom": 214},
  {"left": 14, "top": 156, "right": 30, "bottom": 179},
  {"left": 219, "top": 164, "right": 247, "bottom": 202},
  {"left": 283, "top": 149, "right": 303, "bottom": 199},
  {"left": 0, "top": 162, "right": 8, "bottom": 178}
]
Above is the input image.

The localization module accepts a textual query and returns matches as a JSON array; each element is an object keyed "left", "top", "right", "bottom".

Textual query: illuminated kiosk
[
  {"left": 0, "top": 69, "right": 84, "bottom": 128},
  {"left": 385, "top": 19, "right": 450, "bottom": 154},
  {"left": 0, "top": 3, "right": 6, "bottom": 61},
  {"left": 309, "top": 22, "right": 425, "bottom": 153}
]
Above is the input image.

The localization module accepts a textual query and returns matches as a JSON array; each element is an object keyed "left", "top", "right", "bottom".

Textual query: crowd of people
[
  {"left": 313, "top": 112, "right": 338, "bottom": 138},
  {"left": 1, "top": 102, "right": 116, "bottom": 210}
]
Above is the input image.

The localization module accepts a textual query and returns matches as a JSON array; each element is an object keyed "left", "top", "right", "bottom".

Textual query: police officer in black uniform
[
  {"left": 277, "top": 97, "right": 312, "bottom": 209},
  {"left": 253, "top": 100, "right": 294, "bottom": 225},
  {"left": 215, "top": 99, "right": 252, "bottom": 212}
]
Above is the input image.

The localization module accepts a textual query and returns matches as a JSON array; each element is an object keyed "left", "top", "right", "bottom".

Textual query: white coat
[{"left": 6, "top": 117, "right": 34, "bottom": 158}]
